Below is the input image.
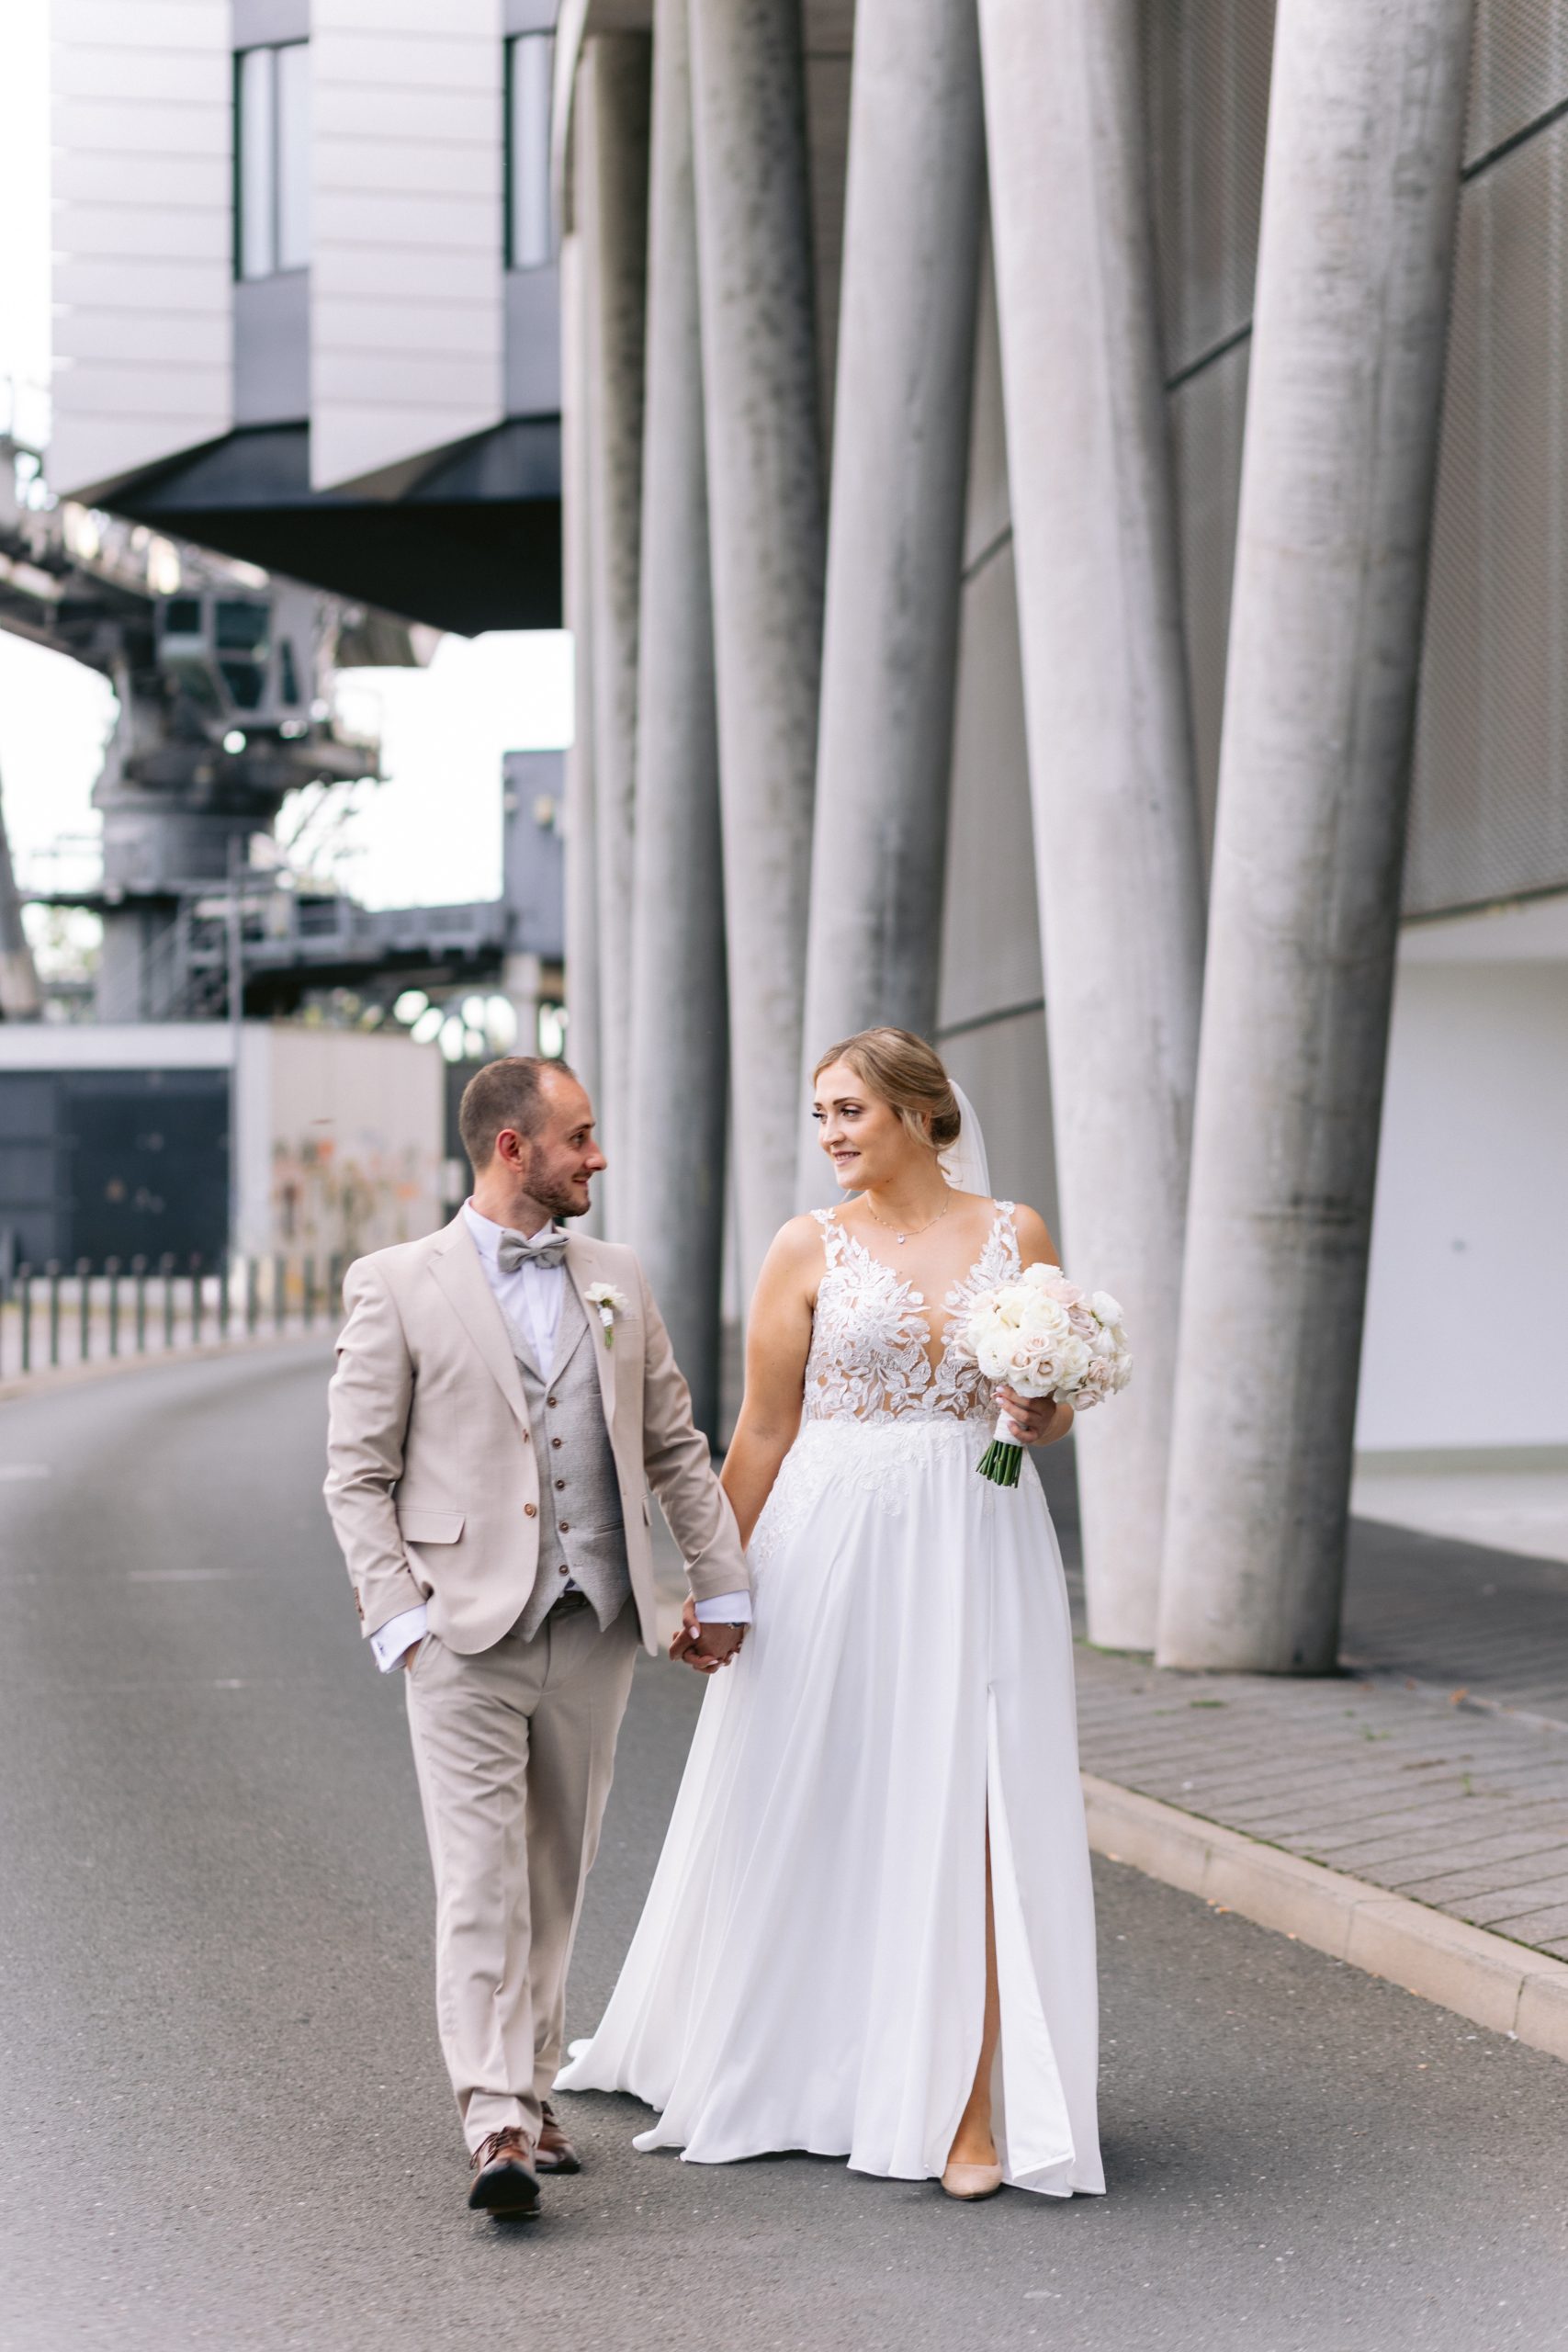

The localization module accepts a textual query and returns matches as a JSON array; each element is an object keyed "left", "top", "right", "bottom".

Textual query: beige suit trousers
[{"left": 404, "top": 1596, "right": 641, "bottom": 2152}]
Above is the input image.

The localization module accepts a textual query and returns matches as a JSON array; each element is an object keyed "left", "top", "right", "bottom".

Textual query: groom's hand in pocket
[{"left": 671, "top": 1597, "right": 744, "bottom": 1673}]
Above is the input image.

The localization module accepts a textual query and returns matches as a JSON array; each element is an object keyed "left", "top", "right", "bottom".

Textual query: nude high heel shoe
[{"left": 941, "top": 2157, "right": 1004, "bottom": 2200}]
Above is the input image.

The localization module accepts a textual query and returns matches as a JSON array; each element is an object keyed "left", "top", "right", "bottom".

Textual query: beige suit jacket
[{"left": 323, "top": 1215, "right": 747, "bottom": 1657}]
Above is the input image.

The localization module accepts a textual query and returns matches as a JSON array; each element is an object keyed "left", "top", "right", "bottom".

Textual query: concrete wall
[
  {"left": 1357, "top": 899, "right": 1568, "bottom": 1453},
  {"left": 243, "top": 1023, "right": 446, "bottom": 1258}
]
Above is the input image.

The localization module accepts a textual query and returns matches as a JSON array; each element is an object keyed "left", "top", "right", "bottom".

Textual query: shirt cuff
[
  {"left": 370, "top": 1603, "right": 429, "bottom": 1671},
  {"left": 694, "top": 1589, "right": 752, "bottom": 1624}
]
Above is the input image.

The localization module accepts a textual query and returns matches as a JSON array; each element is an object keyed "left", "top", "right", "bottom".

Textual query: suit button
[
  {"left": 547, "top": 1396, "right": 558, "bottom": 1408},
  {"left": 558, "top": 1564, "right": 570, "bottom": 1576},
  {"left": 551, "top": 1437, "right": 562, "bottom": 1449},
  {"left": 524, "top": 1503, "right": 537, "bottom": 1519},
  {"left": 555, "top": 1477, "right": 566, "bottom": 1490},
  {"left": 559, "top": 1521, "right": 570, "bottom": 1532}
]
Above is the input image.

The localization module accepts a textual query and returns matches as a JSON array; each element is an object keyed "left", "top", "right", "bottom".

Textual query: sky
[{"left": 0, "top": 6, "right": 571, "bottom": 920}]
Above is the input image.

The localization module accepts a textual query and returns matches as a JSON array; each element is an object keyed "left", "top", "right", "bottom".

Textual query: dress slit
[{"left": 987, "top": 1696, "right": 1077, "bottom": 2184}]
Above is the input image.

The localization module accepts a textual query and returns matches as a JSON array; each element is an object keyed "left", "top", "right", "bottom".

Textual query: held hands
[
  {"left": 670, "top": 1596, "right": 746, "bottom": 1674},
  {"left": 995, "top": 1386, "right": 1071, "bottom": 1448}
]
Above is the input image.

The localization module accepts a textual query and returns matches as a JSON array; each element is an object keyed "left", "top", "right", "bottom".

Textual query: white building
[{"left": 51, "top": 0, "right": 562, "bottom": 633}]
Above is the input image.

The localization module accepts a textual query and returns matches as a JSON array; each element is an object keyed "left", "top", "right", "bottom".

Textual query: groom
[{"left": 324, "top": 1057, "right": 749, "bottom": 2215}]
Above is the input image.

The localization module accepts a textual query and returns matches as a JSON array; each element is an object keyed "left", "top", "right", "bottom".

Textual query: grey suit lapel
[
  {"left": 565, "top": 1237, "right": 619, "bottom": 1429},
  {"left": 508, "top": 1318, "right": 544, "bottom": 1381},
  {"left": 546, "top": 1279, "right": 591, "bottom": 1385},
  {"left": 427, "top": 1218, "right": 530, "bottom": 1431}
]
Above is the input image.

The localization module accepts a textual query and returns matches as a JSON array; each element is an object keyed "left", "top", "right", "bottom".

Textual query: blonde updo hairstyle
[{"left": 812, "top": 1026, "right": 963, "bottom": 1157}]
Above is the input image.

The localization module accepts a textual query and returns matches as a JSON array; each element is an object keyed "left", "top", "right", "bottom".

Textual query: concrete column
[
  {"left": 559, "top": 225, "right": 603, "bottom": 1182},
  {"left": 689, "top": 0, "right": 826, "bottom": 1296},
  {"left": 578, "top": 36, "right": 651, "bottom": 1204},
  {"left": 978, "top": 0, "right": 1208, "bottom": 1650},
  {"left": 626, "top": 0, "right": 728, "bottom": 1441},
  {"left": 795, "top": 0, "right": 986, "bottom": 1206},
  {"left": 1157, "top": 0, "right": 1475, "bottom": 1674}
]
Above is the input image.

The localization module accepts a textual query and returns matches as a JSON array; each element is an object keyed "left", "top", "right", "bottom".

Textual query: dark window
[
  {"left": 505, "top": 33, "right": 555, "bottom": 271},
  {"left": 237, "top": 40, "right": 310, "bottom": 279}
]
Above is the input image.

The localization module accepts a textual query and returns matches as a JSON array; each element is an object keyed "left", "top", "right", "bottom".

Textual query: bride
[{"left": 557, "top": 1028, "right": 1103, "bottom": 2200}]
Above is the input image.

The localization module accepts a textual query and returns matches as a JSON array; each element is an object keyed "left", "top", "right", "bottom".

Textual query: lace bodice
[{"left": 802, "top": 1201, "right": 1020, "bottom": 1427}]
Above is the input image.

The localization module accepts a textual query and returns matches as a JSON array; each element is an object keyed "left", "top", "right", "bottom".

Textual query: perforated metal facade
[{"left": 1144, "top": 0, "right": 1568, "bottom": 917}]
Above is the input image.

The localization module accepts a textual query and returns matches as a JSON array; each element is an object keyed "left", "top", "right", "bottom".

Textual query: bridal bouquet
[{"left": 961, "top": 1265, "right": 1133, "bottom": 1487}]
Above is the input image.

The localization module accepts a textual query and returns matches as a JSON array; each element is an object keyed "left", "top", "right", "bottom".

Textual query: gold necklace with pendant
[{"left": 863, "top": 1192, "right": 954, "bottom": 1247}]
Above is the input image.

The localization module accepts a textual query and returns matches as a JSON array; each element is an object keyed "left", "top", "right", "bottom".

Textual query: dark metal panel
[
  {"left": 62, "top": 1070, "right": 231, "bottom": 1268},
  {"left": 1141, "top": 0, "right": 1276, "bottom": 382},
  {"left": 1465, "top": 0, "right": 1568, "bottom": 166},
  {"left": 1145, "top": 0, "right": 1568, "bottom": 918},
  {"left": 0, "top": 1070, "right": 231, "bottom": 1269},
  {"left": 0, "top": 1076, "right": 64, "bottom": 1266},
  {"left": 1408, "top": 117, "right": 1568, "bottom": 915},
  {"left": 1140, "top": 0, "right": 1274, "bottom": 872},
  {"left": 1168, "top": 338, "right": 1250, "bottom": 862}
]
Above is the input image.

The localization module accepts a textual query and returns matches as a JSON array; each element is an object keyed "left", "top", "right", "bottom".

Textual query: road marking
[{"left": 126, "top": 1568, "right": 241, "bottom": 1582}]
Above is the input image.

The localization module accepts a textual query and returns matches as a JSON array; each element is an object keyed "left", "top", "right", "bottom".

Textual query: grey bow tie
[{"left": 497, "top": 1228, "right": 569, "bottom": 1273}]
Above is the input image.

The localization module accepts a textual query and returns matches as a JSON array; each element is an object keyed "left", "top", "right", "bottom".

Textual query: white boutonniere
[{"left": 584, "top": 1282, "right": 629, "bottom": 1348}]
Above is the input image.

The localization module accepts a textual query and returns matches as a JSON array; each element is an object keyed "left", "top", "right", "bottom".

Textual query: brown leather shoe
[
  {"left": 535, "top": 2098, "right": 581, "bottom": 2176},
  {"left": 468, "top": 2126, "right": 540, "bottom": 2216}
]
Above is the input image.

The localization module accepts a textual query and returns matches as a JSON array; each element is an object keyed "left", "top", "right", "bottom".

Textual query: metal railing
[{"left": 0, "top": 1254, "right": 346, "bottom": 1380}]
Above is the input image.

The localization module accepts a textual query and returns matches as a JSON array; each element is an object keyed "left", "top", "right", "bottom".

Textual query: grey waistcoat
[{"left": 511, "top": 1273, "right": 631, "bottom": 1643}]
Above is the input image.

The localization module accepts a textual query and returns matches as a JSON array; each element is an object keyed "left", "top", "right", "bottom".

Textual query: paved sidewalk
[{"left": 1036, "top": 1451, "right": 1568, "bottom": 1969}]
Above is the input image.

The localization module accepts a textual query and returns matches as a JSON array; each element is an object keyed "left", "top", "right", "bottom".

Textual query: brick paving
[{"left": 1032, "top": 1449, "right": 1568, "bottom": 1967}]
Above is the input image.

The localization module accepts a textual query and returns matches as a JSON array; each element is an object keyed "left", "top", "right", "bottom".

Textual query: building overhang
[{"left": 97, "top": 420, "right": 561, "bottom": 638}]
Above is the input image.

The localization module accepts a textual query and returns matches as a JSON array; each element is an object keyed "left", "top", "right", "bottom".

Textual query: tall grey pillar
[
  {"left": 1157, "top": 0, "right": 1475, "bottom": 1674},
  {"left": 978, "top": 0, "right": 1207, "bottom": 1651},
  {"left": 560, "top": 226, "right": 602, "bottom": 1157},
  {"left": 689, "top": 0, "right": 826, "bottom": 1297},
  {"left": 626, "top": 0, "right": 728, "bottom": 1441},
  {"left": 579, "top": 36, "right": 652, "bottom": 1206},
  {"left": 795, "top": 0, "right": 986, "bottom": 1207}
]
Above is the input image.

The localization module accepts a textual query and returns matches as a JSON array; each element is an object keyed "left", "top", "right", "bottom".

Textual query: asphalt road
[{"left": 2, "top": 1347, "right": 1565, "bottom": 2352}]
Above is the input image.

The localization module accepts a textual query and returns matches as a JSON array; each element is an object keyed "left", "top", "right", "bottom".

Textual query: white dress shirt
[{"left": 370, "top": 1202, "right": 750, "bottom": 1668}]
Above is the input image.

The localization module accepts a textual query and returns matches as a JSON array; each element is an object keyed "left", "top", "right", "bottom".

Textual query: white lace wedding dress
[{"left": 556, "top": 1201, "right": 1104, "bottom": 2197}]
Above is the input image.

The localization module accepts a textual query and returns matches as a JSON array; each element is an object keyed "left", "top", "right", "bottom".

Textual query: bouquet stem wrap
[{"left": 976, "top": 1408, "right": 1027, "bottom": 1488}]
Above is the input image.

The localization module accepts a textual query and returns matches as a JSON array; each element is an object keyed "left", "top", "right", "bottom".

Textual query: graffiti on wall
[{"left": 270, "top": 1126, "right": 436, "bottom": 1259}]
